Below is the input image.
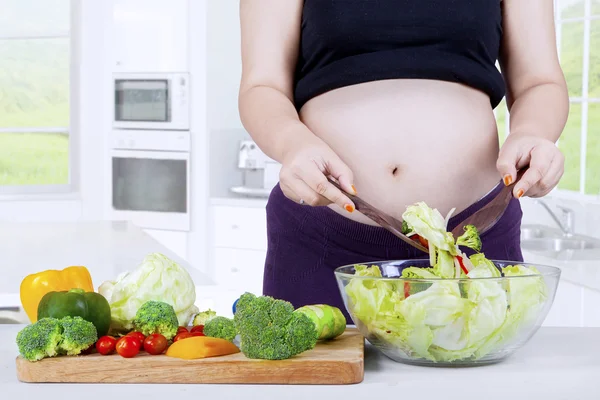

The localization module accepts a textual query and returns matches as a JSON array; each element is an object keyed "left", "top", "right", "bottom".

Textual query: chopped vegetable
[
  {"left": 233, "top": 293, "right": 319, "bottom": 360},
  {"left": 456, "top": 224, "right": 482, "bottom": 252},
  {"left": 58, "top": 316, "right": 98, "bottom": 356},
  {"left": 16, "top": 318, "right": 63, "bottom": 361},
  {"left": 98, "top": 253, "right": 199, "bottom": 332},
  {"left": 192, "top": 309, "right": 217, "bottom": 326},
  {"left": 132, "top": 300, "right": 179, "bottom": 341},
  {"left": 143, "top": 333, "right": 168, "bottom": 355},
  {"left": 37, "top": 288, "right": 112, "bottom": 337},
  {"left": 16, "top": 316, "right": 98, "bottom": 361},
  {"left": 126, "top": 331, "right": 146, "bottom": 346},
  {"left": 165, "top": 336, "right": 240, "bottom": 360},
  {"left": 203, "top": 316, "right": 237, "bottom": 342},
  {"left": 343, "top": 201, "right": 549, "bottom": 363},
  {"left": 96, "top": 336, "right": 117, "bottom": 355},
  {"left": 116, "top": 335, "right": 140, "bottom": 358},
  {"left": 190, "top": 325, "right": 204, "bottom": 334},
  {"left": 294, "top": 304, "right": 346, "bottom": 340},
  {"left": 20, "top": 266, "right": 95, "bottom": 323},
  {"left": 173, "top": 332, "right": 193, "bottom": 342}
]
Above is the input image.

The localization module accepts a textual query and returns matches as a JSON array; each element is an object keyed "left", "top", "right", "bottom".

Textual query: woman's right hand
[{"left": 279, "top": 134, "right": 357, "bottom": 213}]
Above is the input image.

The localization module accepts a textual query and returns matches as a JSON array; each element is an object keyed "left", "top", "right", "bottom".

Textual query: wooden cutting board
[{"left": 16, "top": 328, "right": 364, "bottom": 385}]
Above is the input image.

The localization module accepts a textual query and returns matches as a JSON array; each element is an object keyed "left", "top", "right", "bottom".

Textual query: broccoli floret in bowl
[
  {"left": 234, "top": 293, "right": 318, "bottom": 360},
  {"left": 16, "top": 318, "right": 63, "bottom": 361},
  {"left": 204, "top": 316, "right": 237, "bottom": 341},
  {"left": 132, "top": 300, "right": 179, "bottom": 340}
]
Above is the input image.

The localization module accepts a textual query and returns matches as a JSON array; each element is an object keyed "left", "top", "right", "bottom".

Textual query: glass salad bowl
[{"left": 334, "top": 259, "right": 561, "bottom": 367}]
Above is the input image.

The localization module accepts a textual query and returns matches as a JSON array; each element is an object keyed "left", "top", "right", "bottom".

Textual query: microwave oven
[{"left": 112, "top": 72, "right": 190, "bottom": 130}]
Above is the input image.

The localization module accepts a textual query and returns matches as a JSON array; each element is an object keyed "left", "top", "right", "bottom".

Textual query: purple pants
[{"left": 262, "top": 182, "right": 524, "bottom": 323}]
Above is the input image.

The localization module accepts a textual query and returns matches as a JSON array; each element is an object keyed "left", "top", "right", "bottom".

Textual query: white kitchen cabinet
[
  {"left": 209, "top": 203, "right": 268, "bottom": 295},
  {"left": 212, "top": 205, "right": 267, "bottom": 251},
  {"left": 213, "top": 248, "right": 266, "bottom": 295},
  {"left": 112, "top": 0, "right": 189, "bottom": 72}
]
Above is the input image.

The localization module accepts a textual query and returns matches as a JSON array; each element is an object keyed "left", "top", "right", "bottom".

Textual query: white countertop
[
  {"left": 1, "top": 325, "right": 599, "bottom": 399},
  {"left": 0, "top": 221, "right": 215, "bottom": 308}
]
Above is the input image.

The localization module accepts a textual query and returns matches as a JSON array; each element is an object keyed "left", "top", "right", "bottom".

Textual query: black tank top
[{"left": 294, "top": 0, "right": 506, "bottom": 111}]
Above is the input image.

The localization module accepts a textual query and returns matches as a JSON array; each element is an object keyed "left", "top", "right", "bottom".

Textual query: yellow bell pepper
[{"left": 20, "top": 266, "right": 95, "bottom": 322}]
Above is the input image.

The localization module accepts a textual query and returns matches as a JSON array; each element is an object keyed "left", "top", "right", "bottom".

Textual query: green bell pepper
[{"left": 37, "top": 288, "right": 112, "bottom": 337}]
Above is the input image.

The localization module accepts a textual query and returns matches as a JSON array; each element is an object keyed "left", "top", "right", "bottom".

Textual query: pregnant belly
[{"left": 298, "top": 79, "right": 503, "bottom": 225}]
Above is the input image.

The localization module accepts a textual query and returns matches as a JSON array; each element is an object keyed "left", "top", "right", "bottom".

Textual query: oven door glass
[
  {"left": 112, "top": 156, "right": 186, "bottom": 213},
  {"left": 115, "top": 79, "right": 170, "bottom": 122}
]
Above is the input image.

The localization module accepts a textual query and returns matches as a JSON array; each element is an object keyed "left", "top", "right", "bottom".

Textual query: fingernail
[
  {"left": 516, "top": 189, "right": 524, "bottom": 198},
  {"left": 503, "top": 174, "right": 513, "bottom": 186},
  {"left": 351, "top": 184, "right": 357, "bottom": 194},
  {"left": 344, "top": 204, "right": 355, "bottom": 213}
]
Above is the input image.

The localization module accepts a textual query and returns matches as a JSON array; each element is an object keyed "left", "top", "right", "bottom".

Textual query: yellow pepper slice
[{"left": 20, "top": 266, "right": 95, "bottom": 322}]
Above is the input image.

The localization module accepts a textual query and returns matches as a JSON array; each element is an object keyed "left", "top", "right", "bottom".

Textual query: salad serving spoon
[{"left": 328, "top": 168, "right": 525, "bottom": 254}]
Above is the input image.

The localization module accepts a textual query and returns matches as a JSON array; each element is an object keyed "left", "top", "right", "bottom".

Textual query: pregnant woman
[{"left": 238, "top": 0, "right": 569, "bottom": 321}]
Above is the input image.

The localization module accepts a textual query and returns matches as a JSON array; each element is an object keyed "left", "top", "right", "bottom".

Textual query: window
[
  {"left": 495, "top": 0, "right": 600, "bottom": 196},
  {"left": 0, "top": 0, "right": 77, "bottom": 195}
]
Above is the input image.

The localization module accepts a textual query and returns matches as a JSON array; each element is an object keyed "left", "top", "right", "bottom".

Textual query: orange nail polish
[
  {"left": 516, "top": 189, "right": 524, "bottom": 198},
  {"left": 344, "top": 204, "right": 355, "bottom": 213},
  {"left": 351, "top": 184, "right": 357, "bottom": 194},
  {"left": 503, "top": 174, "right": 513, "bottom": 186}
]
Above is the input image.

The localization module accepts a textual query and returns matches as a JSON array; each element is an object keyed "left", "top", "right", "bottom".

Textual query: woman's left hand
[{"left": 496, "top": 133, "right": 565, "bottom": 198}]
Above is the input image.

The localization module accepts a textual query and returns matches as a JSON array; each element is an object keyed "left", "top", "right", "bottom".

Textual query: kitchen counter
[
  {"left": 1, "top": 325, "right": 599, "bottom": 400},
  {"left": 0, "top": 220, "right": 215, "bottom": 310}
]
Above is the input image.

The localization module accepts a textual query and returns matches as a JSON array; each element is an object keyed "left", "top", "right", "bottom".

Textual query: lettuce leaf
[{"left": 98, "top": 252, "right": 199, "bottom": 332}]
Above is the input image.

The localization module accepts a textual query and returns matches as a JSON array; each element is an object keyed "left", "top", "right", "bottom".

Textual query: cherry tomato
[
  {"left": 116, "top": 336, "right": 141, "bottom": 358},
  {"left": 96, "top": 335, "right": 117, "bottom": 355},
  {"left": 126, "top": 331, "right": 146, "bottom": 348},
  {"left": 173, "top": 332, "right": 192, "bottom": 342},
  {"left": 177, "top": 326, "right": 189, "bottom": 334},
  {"left": 190, "top": 331, "right": 205, "bottom": 337},
  {"left": 190, "top": 325, "right": 204, "bottom": 334},
  {"left": 143, "top": 333, "right": 168, "bottom": 355}
]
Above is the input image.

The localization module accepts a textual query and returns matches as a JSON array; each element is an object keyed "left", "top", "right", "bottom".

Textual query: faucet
[{"left": 535, "top": 199, "right": 574, "bottom": 237}]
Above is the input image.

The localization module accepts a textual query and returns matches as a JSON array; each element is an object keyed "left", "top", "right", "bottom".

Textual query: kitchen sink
[
  {"left": 522, "top": 237, "right": 600, "bottom": 252},
  {"left": 520, "top": 224, "right": 564, "bottom": 240},
  {"left": 0, "top": 307, "right": 29, "bottom": 324},
  {"left": 520, "top": 224, "right": 600, "bottom": 260}
]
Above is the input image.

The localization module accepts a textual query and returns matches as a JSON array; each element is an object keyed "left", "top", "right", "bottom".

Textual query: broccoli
[
  {"left": 16, "top": 316, "right": 97, "bottom": 361},
  {"left": 58, "top": 316, "right": 98, "bottom": 356},
  {"left": 16, "top": 318, "right": 63, "bottom": 361},
  {"left": 132, "top": 300, "right": 179, "bottom": 340},
  {"left": 204, "top": 316, "right": 237, "bottom": 341},
  {"left": 192, "top": 309, "right": 217, "bottom": 326},
  {"left": 233, "top": 293, "right": 318, "bottom": 360},
  {"left": 456, "top": 224, "right": 482, "bottom": 252}
]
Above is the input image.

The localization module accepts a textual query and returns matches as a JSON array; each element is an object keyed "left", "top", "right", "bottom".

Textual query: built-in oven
[
  {"left": 113, "top": 72, "right": 190, "bottom": 130},
  {"left": 108, "top": 130, "right": 190, "bottom": 231}
]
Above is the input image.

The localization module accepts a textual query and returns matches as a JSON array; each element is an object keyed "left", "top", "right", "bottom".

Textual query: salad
[{"left": 345, "top": 202, "right": 549, "bottom": 363}]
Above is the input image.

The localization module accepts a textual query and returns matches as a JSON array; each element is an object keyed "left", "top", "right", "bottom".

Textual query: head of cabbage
[{"left": 98, "top": 252, "right": 199, "bottom": 332}]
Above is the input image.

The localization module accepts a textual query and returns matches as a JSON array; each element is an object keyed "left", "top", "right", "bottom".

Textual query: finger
[
  {"left": 324, "top": 155, "right": 357, "bottom": 195},
  {"left": 528, "top": 153, "right": 564, "bottom": 198},
  {"left": 288, "top": 179, "right": 331, "bottom": 206},
  {"left": 303, "top": 164, "right": 355, "bottom": 212},
  {"left": 496, "top": 139, "right": 523, "bottom": 186},
  {"left": 513, "top": 148, "right": 554, "bottom": 198}
]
